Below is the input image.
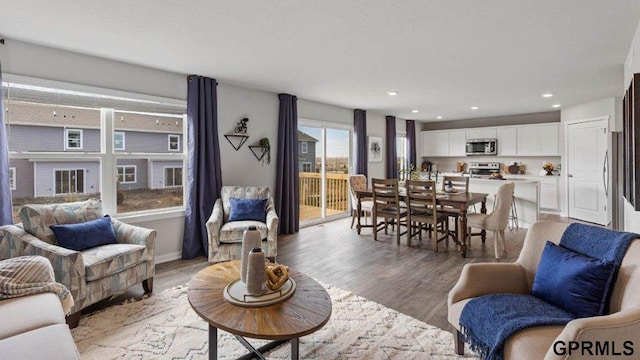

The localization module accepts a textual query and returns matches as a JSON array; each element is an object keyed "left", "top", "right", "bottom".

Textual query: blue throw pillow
[
  {"left": 228, "top": 198, "right": 268, "bottom": 222},
  {"left": 50, "top": 215, "right": 117, "bottom": 251},
  {"left": 531, "top": 241, "right": 615, "bottom": 318}
]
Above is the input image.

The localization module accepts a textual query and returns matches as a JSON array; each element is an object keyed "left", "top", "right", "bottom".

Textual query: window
[
  {"left": 55, "top": 169, "right": 84, "bottom": 195},
  {"left": 302, "top": 162, "right": 312, "bottom": 172},
  {"left": 114, "top": 132, "right": 125, "bottom": 150},
  {"left": 168, "top": 134, "right": 180, "bottom": 151},
  {"left": 164, "top": 167, "right": 183, "bottom": 187},
  {"left": 116, "top": 165, "right": 136, "bottom": 184},
  {"left": 65, "top": 129, "right": 83, "bottom": 150},
  {"left": 396, "top": 136, "right": 408, "bottom": 180},
  {"left": 301, "top": 142, "right": 308, "bottom": 154},
  {"left": 9, "top": 168, "right": 16, "bottom": 190},
  {"left": 4, "top": 78, "right": 186, "bottom": 222}
]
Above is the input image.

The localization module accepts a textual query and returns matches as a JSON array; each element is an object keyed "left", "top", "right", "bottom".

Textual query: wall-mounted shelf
[
  {"left": 224, "top": 134, "right": 249, "bottom": 151},
  {"left": 248, "top": 145, "right": 269, "bottom": 162}
]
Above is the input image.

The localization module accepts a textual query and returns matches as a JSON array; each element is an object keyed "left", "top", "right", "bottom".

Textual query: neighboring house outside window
[
  {"left": 301, "top": 142, "right": 308, "bottom": 154},
  {"left": 116, "top": 165, "right": 136, "bottom": 184},
  {"left": 54, "top": 169, "right": 84, "bottom": 195},
  {"left": 302, "top": 162, "right": 312, "bottom": 172},
  {"left": 164, "top": 167, "right": 182, "bottom": 187},
  {"left": 65, "top": 129, "right": 83, "bottom": 150},
  {"left": 168, "top": 134, "right": 180, "bottom": 151},
  {"left": 114, "top": 131, "right": 125, "bottom": 150},
  {"left": 9, "top": 167, "right": 16, "bottom": 190}
]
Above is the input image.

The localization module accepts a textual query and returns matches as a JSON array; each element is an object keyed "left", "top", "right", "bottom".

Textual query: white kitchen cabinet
[
  {"left": 449, "top": 130, "right": 467, "bottom": 156},
  {"left": 540, "top": 176, "right": 559, "bottom": 210},
  {"left": 466, "top": 127, "right": 497, "bottom": 140},
  {"left": 517, "top": 126, "right": 540, "bottom": 156},
  {"left": 539, "top": 123, "right": 560, "bottom": 156},
  {"left": 497, "top": 127, "right": 517, "bottom": 156},
  {"left": 516, "top": 123, "right": 560, "bottom": 156},
  {"left": 422, "top": 131, "right": 449, "bottom": 157}
]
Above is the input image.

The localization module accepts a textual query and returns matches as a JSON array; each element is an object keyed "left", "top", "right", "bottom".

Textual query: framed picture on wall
[{"left": 368, "top": 136, "right": 383, "bottom": 163}]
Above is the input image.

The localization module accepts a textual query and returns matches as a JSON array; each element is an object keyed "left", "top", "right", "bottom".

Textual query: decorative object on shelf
[
  {"left": 543, "top": 162, "right": 555, "bottom": 176},
  {"left": 240, "top": 226, "right": 262, "bottom": 284},
  {"left": 224, "top": 118, "right": 250, "bottom": 150},
  {"left": 456, "top": 162, "right": 465, "bottom": 173},
  {"left": 248, "top": 137, "right": 271, "bottom": 164},
  {"left": 246, "top": 247, "right": 265, "bottom": 295},
  {"left": 368, "top": 136, "right": 383, "bottom": 163},
  {"left": 234, "top": 118, "right": 249, "bottom": 134},
  {"left": 265, "top": 264, "right": 289, "bottom": 290}
]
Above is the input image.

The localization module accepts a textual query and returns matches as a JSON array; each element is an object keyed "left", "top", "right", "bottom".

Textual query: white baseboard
[{"left": 155, "top": 251, "right": 182, "bottom": 264}]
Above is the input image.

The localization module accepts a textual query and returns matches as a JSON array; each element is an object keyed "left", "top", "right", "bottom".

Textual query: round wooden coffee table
[{"left": 188, "top": 260, "right": 332, "bottom": 360}]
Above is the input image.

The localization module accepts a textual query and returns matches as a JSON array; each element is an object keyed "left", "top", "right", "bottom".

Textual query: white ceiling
[{"left": 1, "top": 1, "right": 640, "bottom": 121}]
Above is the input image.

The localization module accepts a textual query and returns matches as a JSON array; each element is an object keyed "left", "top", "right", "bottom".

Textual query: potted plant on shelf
[
  {"left": 259, "top": 137, "right": 270, "bottom": 165},
  {"left": 542, "top": 162, "right": 554, "bottom": 176}
]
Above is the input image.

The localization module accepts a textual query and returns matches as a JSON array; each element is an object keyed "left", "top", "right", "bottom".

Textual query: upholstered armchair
[
  {"left": 0, "top": 199, "right": 155, "bottom": 327},
  {"left": 448, "top": 221, "right": 640, "bottom": 360},
  {"left": 206, "top": 186, "right": 278, "bottom": 263}
]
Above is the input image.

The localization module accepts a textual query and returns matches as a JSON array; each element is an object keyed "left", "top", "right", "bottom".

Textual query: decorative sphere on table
[{"left": 445, "top": 180, "right": 453, "bottom": 192}]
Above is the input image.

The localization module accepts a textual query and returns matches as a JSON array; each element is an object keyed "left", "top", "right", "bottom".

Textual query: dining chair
[
  {"left": 405, "top": 180, "right": 449, "bottom": 251},
  {"left": 466, "top": 181, "right": 515, "bottom": 259},
  {"left": 348, "top": 174, "right": 372, "bottom": 228},
  {"left": 440, "top": 175, "right": 470, "bottom": 243},
  {"left": 371, "top": 178, "right": 407, "bottom": 244}
]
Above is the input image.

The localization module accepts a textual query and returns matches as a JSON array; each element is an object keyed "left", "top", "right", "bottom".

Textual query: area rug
[{"left": 71, "top": 283, "right": 475, "bottom": 359}]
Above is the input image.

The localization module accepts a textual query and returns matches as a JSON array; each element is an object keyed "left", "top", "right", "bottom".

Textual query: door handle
[{"left": 568, "top": 174, "right": 573, "bottom": 178}]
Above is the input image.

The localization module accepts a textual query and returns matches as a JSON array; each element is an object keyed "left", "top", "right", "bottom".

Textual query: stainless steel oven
[{"left": 466, "top": 138, "right": 497, "bottom": 156}]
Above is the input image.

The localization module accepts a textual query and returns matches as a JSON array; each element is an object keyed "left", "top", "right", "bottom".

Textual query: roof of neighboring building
[
  {"left": 5, "top": 101, "right": 183, "bottom": 134},
  {"left": 298, "top": 130, "right": 318, "bottom": 142}
]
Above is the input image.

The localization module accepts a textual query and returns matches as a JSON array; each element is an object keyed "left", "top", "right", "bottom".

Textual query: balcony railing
[{"left": 299, "top": 172, "right": 349, "bottom": 221}]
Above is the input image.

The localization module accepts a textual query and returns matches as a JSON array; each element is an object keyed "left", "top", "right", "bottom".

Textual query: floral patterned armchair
[
  {"left": 0, "top": 199, "right": 155, "bottom": 327},
  {"left": 206, "top": 186, "right": 278, "bottom": 263}
]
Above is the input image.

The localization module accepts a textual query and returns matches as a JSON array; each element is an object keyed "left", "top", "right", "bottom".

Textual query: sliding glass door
[{"left": 298, "top": 122, "right": 351, "bottom": 225}]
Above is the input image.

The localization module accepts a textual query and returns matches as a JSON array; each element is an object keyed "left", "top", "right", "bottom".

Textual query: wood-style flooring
[{"left": 92, "top": 213, "right": 575, "bottom": 333}]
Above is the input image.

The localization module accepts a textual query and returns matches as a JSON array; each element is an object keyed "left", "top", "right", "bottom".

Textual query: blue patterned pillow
[
  {"left": 228, "top": 198, "right": 267, "bottom": 222},
  {"left": 50, "top": 215, "right": 117, "bottom": 251},
  {"left": 532, "top": 241, "right": 615, "bottom": 318}
]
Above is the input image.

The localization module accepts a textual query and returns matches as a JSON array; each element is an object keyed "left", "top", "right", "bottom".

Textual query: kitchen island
[{"left": 468, "top": 177, "right": 539, "bottom": 228}]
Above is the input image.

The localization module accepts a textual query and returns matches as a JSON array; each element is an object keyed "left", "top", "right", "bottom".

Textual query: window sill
[{"left": 116, "top": 207, "right": 185, "bottom": 223}]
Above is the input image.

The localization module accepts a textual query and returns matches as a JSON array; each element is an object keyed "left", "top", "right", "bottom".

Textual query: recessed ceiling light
[
  {"left": 542, "top": 93, "right": 554, "bottom": 98},
  {"left": 552, "top": 104, "right": 561, "bottom": 108},
  {"left": 471, "top": 106, "right": 479, "bottom": 110},
  {"left": 411, "top": 109, "right": 419, "bottom": 113},
  {"left": 436, "top": 116, "right": 443, "bottom": 120},
  {"left": 387, "top": 91, "right": 399, "bottom": 96}
]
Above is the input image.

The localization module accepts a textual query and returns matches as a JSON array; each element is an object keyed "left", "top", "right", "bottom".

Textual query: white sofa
[{"left": 0, "top": 292, "right": 80, "bottom": 359}]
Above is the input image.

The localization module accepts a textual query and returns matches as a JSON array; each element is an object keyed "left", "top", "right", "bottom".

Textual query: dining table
[{"left": 354, "top": 188, "right": 488, "bottom": 258}]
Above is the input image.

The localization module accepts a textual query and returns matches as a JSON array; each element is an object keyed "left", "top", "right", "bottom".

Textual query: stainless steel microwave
[{"left": 466, "top": 138, "right": 497, "bottom": 156}]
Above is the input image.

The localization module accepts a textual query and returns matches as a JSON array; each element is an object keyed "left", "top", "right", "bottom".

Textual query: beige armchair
[
  {"left": 206, "top": 186, "right": 278, "bottom": 263},
  {"left": 0, "top": 199, "right": 156, "bottom": 328},
  {"left": 448, "top": 221, "right": 640, "bottom": 360}
]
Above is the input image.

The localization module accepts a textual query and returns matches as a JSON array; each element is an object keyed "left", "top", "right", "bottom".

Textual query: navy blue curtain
[
  {"left": 0, "top": 61, "right": 12, "bottom": 225},
  {"left": 407, "top": 120, "right": 417, "bottom": 170},
  {"left": 275, "top": 94, "right": 299, "bottom": 235},
  {"left": 182, "top": 76, "right": 223, "bottom": 259},
  {"left": 385, "top": 116, "right": 397, "bottom": 179},
  {"left": 354, "top": 109, "right": 368, "bottom": 177}
]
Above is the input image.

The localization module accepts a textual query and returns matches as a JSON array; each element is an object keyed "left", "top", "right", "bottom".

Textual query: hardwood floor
[{"left": 91, "top": 214, "right": 575, "bottom": 333}]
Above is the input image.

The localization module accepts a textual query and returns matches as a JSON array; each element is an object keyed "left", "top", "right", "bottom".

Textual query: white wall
[
  {"left": 1, "top": 38, "right": 405, "bottom": 261},
  {"left": 623, "top": 19, "right": 640, "bottom": 232},
  {"left": 560, "top": 98, "right": 618, "bottom": 222}
]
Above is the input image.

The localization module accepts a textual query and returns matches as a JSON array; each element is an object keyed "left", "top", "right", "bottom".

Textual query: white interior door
[{"left": 567, "top": 119, "right": 608, "bottom": 225}]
